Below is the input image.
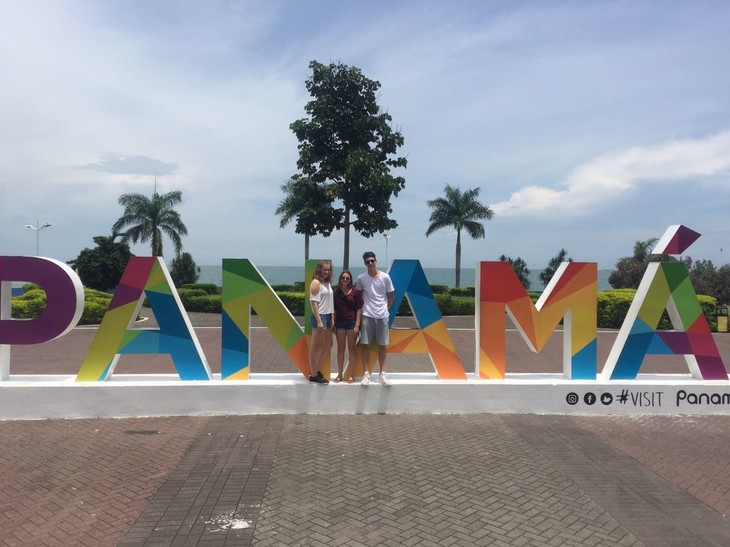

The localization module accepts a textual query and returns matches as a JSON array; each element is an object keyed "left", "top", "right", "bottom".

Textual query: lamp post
[
  {"left": 383, "top": 233, "right": 391, "bottom": 267},
  {"left": 24, "top": 220, "right": 52, "bottom": 256}
]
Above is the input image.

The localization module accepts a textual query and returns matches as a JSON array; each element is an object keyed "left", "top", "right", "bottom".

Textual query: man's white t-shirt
[{"left": 356, "top": 271, "right": 394, "bottom": 319}]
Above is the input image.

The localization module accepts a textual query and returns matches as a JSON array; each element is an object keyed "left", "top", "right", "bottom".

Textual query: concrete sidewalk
[
  {"left": 2, "top": 414, "right": 730, "bottom": 546},
  {"left": 2, "top": 314, "right": 730, "bottom": 545}
]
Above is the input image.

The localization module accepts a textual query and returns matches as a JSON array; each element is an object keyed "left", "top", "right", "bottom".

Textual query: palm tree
[
  {"left": 276, "top": 176, "right": 335, "bottom": 261},
  {"left": 540, "top": 248, "right": 573, "bottom": 288},
  {"left": 426, "top": 184, "right": 494, "bottom": 288},
  {"left": 112, "top": 190, "right": 188, "bottom": 256}
]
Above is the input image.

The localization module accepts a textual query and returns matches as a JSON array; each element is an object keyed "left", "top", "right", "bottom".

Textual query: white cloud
[{"left": 491, "top": 132, "right": 730, "bottom": 217}]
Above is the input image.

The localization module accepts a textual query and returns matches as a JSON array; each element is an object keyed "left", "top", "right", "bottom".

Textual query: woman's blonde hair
[{"left": 314, "top": 260, "right": 333, "bottom": 283}]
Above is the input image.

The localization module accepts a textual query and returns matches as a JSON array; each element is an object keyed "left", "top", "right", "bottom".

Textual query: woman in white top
[{"left": 308, "top": 260, "right": 334, "bottom": 384}]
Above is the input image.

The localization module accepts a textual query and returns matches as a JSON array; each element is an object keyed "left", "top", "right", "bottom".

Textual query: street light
[
  {"left": 383, "top": 233, "right": 391, "bottom": 267},
  {"left": 25, "top": 220, "right": 52, "bottom": 256}
]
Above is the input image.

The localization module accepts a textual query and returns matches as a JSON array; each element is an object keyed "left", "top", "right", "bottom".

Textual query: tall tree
[
  {"left": 290, "top": 60, "right": 407, "bottom": 269},
  {"left": 275, "top": 176, "right": 336, "bottom": 260},
  {"left": 540, "top": 248, "right": 573, "bottom": 288},
  {"left": 170, "top": 252, "right": 201, "bottom": 287},
  {"left": 500, "top": 255, "right": 531, "bottom": 290},
  {"left": 68, "top": 235, "right": 132, "bottom": 292},
  {"left": 113, "top": 190, "right": 188, "bottom": 257},
  {"left": 608, "top": 237, "right": 659, "bottom": 289},
  {"left": 426, "top": 185, "right": 494, "bottom": 288}
]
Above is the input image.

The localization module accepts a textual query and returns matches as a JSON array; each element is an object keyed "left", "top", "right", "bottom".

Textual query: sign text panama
[{"left": 0, "top": 225, "right": 726, "bottom": 383}]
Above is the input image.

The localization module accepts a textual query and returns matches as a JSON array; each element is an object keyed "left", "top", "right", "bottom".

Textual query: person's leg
[
  {"left": 375, "top": 318, "right": 391, "bottom": 385},
  {"left": 360, "top": 317, "right": 374, "bottom": 385},
  {"left": 335, "top": 328, "right": 347, "bottom": 381},
  {"left": 321, "top": 326, "right": 334, "bottom": 376},
  {"left": 345, "top": 329, "right": 358, "bottom": 381},
  {"left": 378, "top": 345, "right": 387, "bottom": 374},
  {"left": 309, "top": 328, "right": 323, "bottom": 377}
]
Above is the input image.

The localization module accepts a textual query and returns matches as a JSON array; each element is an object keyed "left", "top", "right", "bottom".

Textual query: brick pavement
[{"left": 3, "top": 314, "right": 730, "bottom": 545}]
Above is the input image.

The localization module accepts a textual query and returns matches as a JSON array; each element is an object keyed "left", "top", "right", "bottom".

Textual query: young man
[{"left": 355, "top": 251, "right": 395, "bottom": 385}]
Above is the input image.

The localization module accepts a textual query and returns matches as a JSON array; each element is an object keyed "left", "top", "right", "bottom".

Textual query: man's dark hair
[{"left": 362, "top": 251, "right": 376, "bottom": 261}]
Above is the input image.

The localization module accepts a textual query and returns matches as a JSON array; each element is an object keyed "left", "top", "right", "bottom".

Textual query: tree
[
  {"left": 113, "top": 190, "right": 188, "bottom": 257},
  {"left": 687, "top": 258, "right": 717, "bottom": 297},
  {"left": 275, "top": 176, "right": 336, "bottom": 260},
  {"left": 290, "top": 60, "right": 407, "bottom": 269},
  {"left": 170, "top": 252, "right": 200, "bottom": 287},
  {"left": 68, "top": 235, "right": 132, "bottom": 292},
  {"left": 608, "top": 237, "right": 659, "bottom": 289},
  {"left": 499, "top": 255, "right": 531, "bottom": 290},
  {"left": 540, "top": 249, "right": 573, "bottom": 289},
  {"left": 426, "top": 185, "right": 494, "bottom": 288}
]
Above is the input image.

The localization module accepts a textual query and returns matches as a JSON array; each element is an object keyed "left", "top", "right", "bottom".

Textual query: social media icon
[
  {"left": 583, "top": 392, "right": 596, "bottom": 405},
  {"left": 566, "top": 392, "right": 579, "bottom": 405},
  {"left": 600, "top": 393, "right": 613, "bottom": 405}
]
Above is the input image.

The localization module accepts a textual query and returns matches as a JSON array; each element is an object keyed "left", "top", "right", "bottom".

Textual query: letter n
[
  {"left": 601, "top": 262, "right": 727, "bottom": 380},
  {"left": 477, "top": 261, "right": 597, "bottom": 379},
  {"left": 388, "top": 260, "right": 465, "bottom": 379},
  {"left": 221, "top": 259, "right": 308, "bottom": 379},
  {"left": 76, "top": 257, "right": 210, "bottom": 381}
]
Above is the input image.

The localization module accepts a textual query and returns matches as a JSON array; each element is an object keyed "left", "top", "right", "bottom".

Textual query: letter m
[{"left": 477, "top": 261, "right": 597, "bottom": 379}]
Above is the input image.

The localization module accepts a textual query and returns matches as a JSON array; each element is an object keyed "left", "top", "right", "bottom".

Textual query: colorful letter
[
  {"left": 601, "top": 262, "right": 727, "bottom": 380},
  {"left": 477, "top": 261, "right": 597, "bottom": 379},
  {"left": 76, "top": 257, "right": 210, "bottom": 381},
  {"left": 221, "top": 259, "right": 308, "bottom": 379},
  {"left": 387, "top": 260, "right": 466, "bottom": 379},
  {"left": 0, "top": 256, "right": 84, "bottom": 380}
]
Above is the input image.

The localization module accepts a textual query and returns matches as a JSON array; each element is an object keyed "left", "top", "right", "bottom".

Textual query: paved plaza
[{"left": 2, "top": 314, "right": 730, "bottom": 545}]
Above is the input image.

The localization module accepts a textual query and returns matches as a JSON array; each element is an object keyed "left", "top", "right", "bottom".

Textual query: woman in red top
[{"left": 333, "top": 270, "right": 363, "bottom": 383}]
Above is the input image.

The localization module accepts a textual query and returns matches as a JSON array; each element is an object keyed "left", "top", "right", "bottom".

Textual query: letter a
[{"left": 76, "top": 257, "right": 210, "bottom": 381}]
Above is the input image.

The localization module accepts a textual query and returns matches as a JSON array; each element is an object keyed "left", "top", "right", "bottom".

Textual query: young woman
[
  {"left": 308, "top": 260, "right": 334, "bottom": 384},
  {"left": 333, "top": 269, "right": 363, "bottom": 383}
]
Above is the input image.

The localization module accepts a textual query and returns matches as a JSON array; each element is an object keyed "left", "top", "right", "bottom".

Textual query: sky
[{"left": 2, "top": 0, "right": 730, "bottom": 273}]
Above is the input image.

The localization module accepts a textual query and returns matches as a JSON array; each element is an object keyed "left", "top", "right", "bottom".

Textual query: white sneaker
[
  {"left": 361, "top": 372, "right": 371, "bottom": 386},
  {"left": 378, "top": 373, "right": 391, "bottom": 386}
]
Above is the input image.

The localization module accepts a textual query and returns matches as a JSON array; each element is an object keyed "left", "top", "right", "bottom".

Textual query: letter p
[{"left": 0, "top": 257, "right": 84, "bottom": 378}]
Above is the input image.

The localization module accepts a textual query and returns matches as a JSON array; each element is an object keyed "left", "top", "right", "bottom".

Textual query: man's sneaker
[
  {"left": 378, "top": 373, "right": 392, "bottom": 386},
  {"left": 361, "top": 372, "right": 371, "bottom": 386},
  {"left": 309, "top": 375, "right": 329, "bottom": 385}
]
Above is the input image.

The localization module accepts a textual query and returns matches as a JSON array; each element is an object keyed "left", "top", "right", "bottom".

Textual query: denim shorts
[
  {"left": 336, "top": 320, "right": 356, "bottom": 331},
  {"left": 310, "top": 313, "right": 332, "bottom": 329}
]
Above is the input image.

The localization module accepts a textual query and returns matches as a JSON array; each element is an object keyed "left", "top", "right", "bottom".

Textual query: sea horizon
[{"left": 199, "top": 264, "right": 613, "bottom": 292}]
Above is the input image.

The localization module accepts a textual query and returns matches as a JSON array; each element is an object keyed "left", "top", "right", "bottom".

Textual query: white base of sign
[{"left": 2, "top": 373, "right": 730, "bottom": 420}]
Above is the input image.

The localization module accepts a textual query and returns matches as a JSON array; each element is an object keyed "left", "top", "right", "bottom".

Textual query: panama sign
[{"left": 0, "top": 225, "right": 725, "bottom": 386}]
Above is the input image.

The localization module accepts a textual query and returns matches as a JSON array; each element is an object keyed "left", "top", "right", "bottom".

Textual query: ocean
[{"left": 199, "top": 264, "right": 613, "bottom": 291}]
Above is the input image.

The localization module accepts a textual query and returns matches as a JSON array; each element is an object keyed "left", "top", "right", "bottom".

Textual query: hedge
[{"left": 9, "top": 285, "right": 724, "bottom": 332}]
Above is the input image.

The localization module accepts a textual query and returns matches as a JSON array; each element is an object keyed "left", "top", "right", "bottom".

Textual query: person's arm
[
  {"left": 387, "top": 291, "right": 394, "bottom": 310},
  {"left": 310, "top": 279, "right": 323, "bottom": 328},
  {"left": 354, "top": 308, "right": 362, "bottom": 333}
]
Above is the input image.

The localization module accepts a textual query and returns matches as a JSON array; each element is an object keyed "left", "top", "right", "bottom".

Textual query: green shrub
[
  {"left": 435, "top": 294, "right": 474, "bottom": 315},
  {"left": 271, "top": 283, "right": 299, "bottom": 292},
  {"left": 277, "top": 292, "right": 306, "bottom": 316},
  {"left": 183, "top": 295, "right": 222, "bottom": 313},
  {"left": 179, "top": 283, "right": 220, "bottom": 295},
  {"left": 449, "top": 286, "right": 475, "bottom": 297},
  {"left": 429, "top": 284, "right": 449, "bottom": 294},
  {"left": 81, "top": 301, "right": 109, "bottom": 324},
  {"left": 597, "top": 290, "right": 635, "bottom": 329}
]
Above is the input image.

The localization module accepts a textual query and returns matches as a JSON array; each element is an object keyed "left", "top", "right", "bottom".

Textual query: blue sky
[{"left": 2, "top": 0, "right": 729, "bottom": 272}]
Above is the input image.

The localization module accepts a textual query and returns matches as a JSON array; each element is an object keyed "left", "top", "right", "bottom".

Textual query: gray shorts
[{"left": 359, "top": 316, "right": 389, "bottom": 346}]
